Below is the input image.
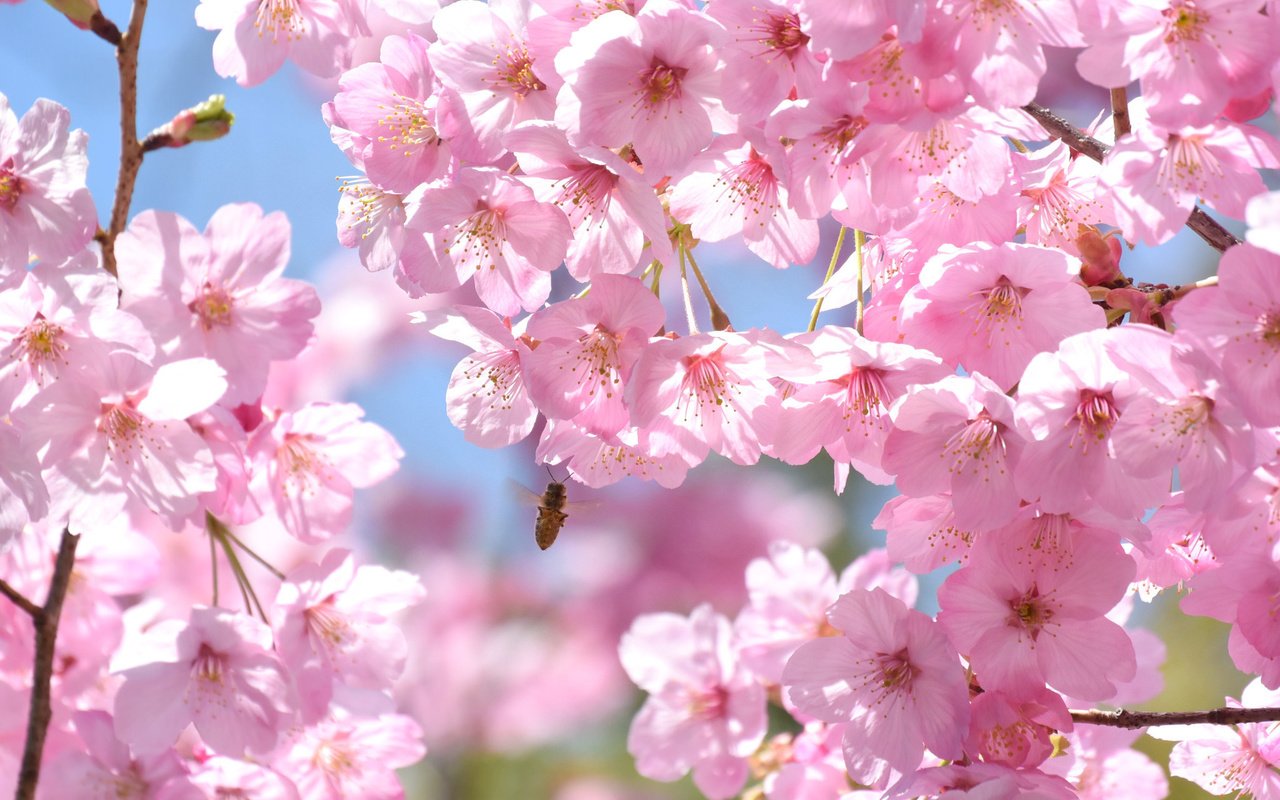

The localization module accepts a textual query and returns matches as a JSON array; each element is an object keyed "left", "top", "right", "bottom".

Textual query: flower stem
[
  {"left": 807, "top": 226, "right": 847, "bottom": 333},
  {"left": 685, "top": 249, "right": 731, "bottom": 331}
]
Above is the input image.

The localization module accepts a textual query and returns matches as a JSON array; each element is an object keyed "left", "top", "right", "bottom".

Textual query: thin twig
[
  {"left": 1109, "top": 87, "right": 1131, "bottom": 139},
  {"left": 1071, "top": 706, "right": 1280, "bottom": 730},
  {"left": 1170, "top": 274, "right": 1219, "bottom": 299},
  {"left": 853, "top": 230, "right": 866, "bottom": 335},
  {"left": 807, "top": 226, "right": 846, "bottom": 333},
  {"left": 222, "top": 529, "right": 286, "bottom": 581},
  {"left": 678, "top": 248, "right": 699, "bottom": 335},
  {"left": 15, "top": 528, "right": 80, "bottom": 800},
  {"left": 685, "top": 249, "right": 731, "bottom": 331},
  {"left": 1021, "top": 102, "right": 1241, "bottom": 253},
  {"left": 0, "top": 578, "right": 40, "bottom": 618},
  {"left": 100, "top": 0, "right": 150, "bottom": 277}
]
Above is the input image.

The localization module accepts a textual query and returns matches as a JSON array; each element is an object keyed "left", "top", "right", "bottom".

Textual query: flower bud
[{"left": 142, "top": 95, "right": 234, "bottom": 152}]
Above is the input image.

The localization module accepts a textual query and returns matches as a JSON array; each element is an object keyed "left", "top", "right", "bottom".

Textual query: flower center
[
  {"left": 1163, "top": 1, "right": 1208, "bottom": 43},
  {"left": 305, "top": 599, "right": 351, "bottom": 647},
  {"left": 191, "top": 282, "right": 234, "bottom": 330},
  {"left": 0, "top": 161, "right": 21, "bottom": 212},
  {"left": 100, "top": 403, "right": 150, "bottom": 462},
  {"left": 556, "top": 164, "right": 619, "bottom": 226},
  {"left": 756, "top": 10, "right": 808, "bottom": 53},
  {"left": 192, "top": 642, "right": 226, "bottom": 683},
  {"left": 943, "top": 414, "right": 1002, "bottom": 474},
  {"left": 680, "top": 346, "right": 738, "bottom": 418},
  {"left": 638, "top": 61, "right": 685, "bottom": 107},
  {"left": 339, "top": 177, "right": 400, "bottom": 241},
  {"left": 314, "top": 736, "right": 358, "bottom": 779},
  {"left": 716, "top": 150, "right": 779, "bottom": 222},
  {"left": 378, "top": 95, "right": 441, "bottom": 159},
  {"left": 461, "top": 348, "right": 524, "bottom": 409},
  {"left": 688, "top": 686, "right": 728, "bottom": 720},
  {"left": 1258, "top": 311, "right": 1280, "bottom": 346},
  {"left": 876, "top": 651, "right": 917, "bottom": 691},
  {"left": 445, "top": 208, "right": 507, "bottom": 272},
  {"left": 839, "top": 366, "right": 890, "bottom": 420},
  {"left": 1011, "top": 586, "right": 1053, "bottom": 636},
  {"left": 497, "top": 46, "right": 546, "bottom": 97},
  {"left": 1071, "top": 387, "right": 1119, "bottom": 450},
  {"left": 12, "top": 316, "right": 68, "bottom": 384},
  {"left": 254, "top": 0, "right": 305, "bottom": 42}
]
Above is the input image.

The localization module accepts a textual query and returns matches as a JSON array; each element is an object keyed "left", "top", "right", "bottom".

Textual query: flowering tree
[{"left": 4, "top": 0, "right": 1280, "bottom": 798}]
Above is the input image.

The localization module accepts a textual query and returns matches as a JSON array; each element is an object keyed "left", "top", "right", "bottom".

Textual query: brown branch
[
  {"left": 100, "top": 0, "right": 150, "bottom": 277},
  {"left": 1021, "top": 102, "right": 1242, "bottom": 254},
  {"left": 15, "top": 528, "right": 80, "bottom": 800},
  {"left": 0, "top": 578, "right": 40, "bottom": 618},
  {"left": 1109, "top": 87, "right": 1131, "bottom": 139},
  {"left": 1071, "top": 706, "right": 1280, "bottom": 730}
]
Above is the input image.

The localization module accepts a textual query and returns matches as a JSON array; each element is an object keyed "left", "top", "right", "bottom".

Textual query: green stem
[{"left": 807, "top": 226, "right": 847, "bottom": 333}]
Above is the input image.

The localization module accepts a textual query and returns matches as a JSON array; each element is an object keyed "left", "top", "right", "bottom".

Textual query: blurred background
[{"left": 0, "top": 3, "right": 1253, "bottom": 798}]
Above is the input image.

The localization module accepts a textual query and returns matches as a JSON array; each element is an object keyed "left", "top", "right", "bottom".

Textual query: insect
[{"left": 531, "top": 478, "right": 569, "bottom": 551}]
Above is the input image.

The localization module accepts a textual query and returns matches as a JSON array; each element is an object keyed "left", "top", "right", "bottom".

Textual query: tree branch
[
  {"left": 15, "top": 528, "right": 80, "bottom": 800},
  {"left": 1021, "top": 102, "right": 1242, "bottom": 254},
  {"left": 1071, "top": 706, "right": 1280, "bottom": 730},
  {"left": 0, "top": 578, "right": 40, "bottom": 618},
  {"left": 100, "top": 0, "right": 149, "bottom": 277}
]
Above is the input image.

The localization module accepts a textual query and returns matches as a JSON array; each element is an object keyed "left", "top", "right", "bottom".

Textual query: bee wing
[
  {"left": 563, "top": 498, "right": 600, "bottom": 513},
  {"left": 508, "top": 479, "right": 545, "bottom": 507}
]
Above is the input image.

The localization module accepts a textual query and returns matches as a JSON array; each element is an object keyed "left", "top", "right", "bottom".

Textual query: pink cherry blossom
[
  {"left": 247, "top": 402, "right": 402, "bottom": 543},
  {"left": 782, "top": 587, "right": 970, "bottom": 777},
  {"left": 707, "top": 0, "right": 823, "bottom": 123},
  {"left": 0, "top": 93, "right": 96, "bottom": 271},
  {"left": 41, "top": 710, "right": 196, "bottom": 800},
  {"left": 406, "top": 167, "right": 572, "bottom": 315},
  {"left": 20, "top": 355, "right": 226, "bottom": 529},
  {"left": 1148, "top": 679, "right": 1280, "bottom": 797},
  {"left": 965, "top": 688, "right": 1072, "bottom": 770},
  {"left": 758, "top": 326, "right": 948, "bottom": 487},
  {"left": 900, "top": 243, "right": 1103, "bottom": 390},
  {"left": 535, "top": 419, "right": 693, "bottom": 489},
  {"left": 1173, "top": 243, "right": 1280, "bottom": 428},
  {"left": 185, "top": 755, "right": 300, "bottom": 799},
  {"left": 620, "top": 604, "right": 766, "bottom": 799},
  {"left": 273, "top": 548, "right": 424, "bottom": 721},
  {"left": 273, "top": 715, "right": 426, "bottom": 800},
  {"left": 115, "top": 204, "right": 321, "bottom": 406},
  {"left": 1013, "top": 328, "right": 1169, "bottom": 517},
  {"left": 735, "top": 542, "right": 916, "bottom": 685},
  {"left": 937, "top": 525, "right": 1137, "bottom": 702},
  {"left": 668, "top": 136, "right": 819, "bottom": 270},
  {"left": 793, "top": 0, "right": 891, "bottom": 60},
  {"left": 628, "top": 329, "right": 810, "bottom": 467},
  {"left": 882, "top": 373, "right": 1024, "bottom": 532},
  {"left": 113, "top": 606, "right": 295, "bottom": 757},
  {"left": 414, "top": 305, "right": 538, "bottom": 447},
  {"left": 874, "top": 493, "right": 976, "bottom": 574},
  {"left": 885, "top": 762, "right": 1077, "bottom": 800},
  {"left": 195, "top": 0, "right": 366, "bottom": 87},
  {"left": 554, "top": 1, "right": 733, "bottom": 178},
  {"left": 330, "top": 33, "right": 454, "bottom": 193},
  {"left": 428, "top": 0, "right": 555, "bottom": 159},
  {"left": 1016, "top": 140, "right": 1109, "bottom": 254},
  {"left": 524, "top": 274, "right": 664, "bottom": 437},
  {"left": 506, "top": 121, "right": 672, "bottom": 280},
  {"left": 1103, "top": 116, "right": 1280, "bottom": 246},
  {"left": 1076, "top": 0, "right": 1278, "bottom": 125}
]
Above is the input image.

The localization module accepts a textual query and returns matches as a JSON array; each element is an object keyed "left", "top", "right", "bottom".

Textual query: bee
[{"left": 532, "top": 479, "right": 569, "bottom": 551}]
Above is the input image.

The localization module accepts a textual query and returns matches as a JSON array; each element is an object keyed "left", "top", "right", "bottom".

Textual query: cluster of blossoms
[
  {"left": 0, "top": 85, "right": 426, "bottom": 797},
  {"left": 7, "top": 0, "right": 1280, "bottom": 794},
  {"left": 235, "top": 0, "right": 1280, "bottom": 795}
]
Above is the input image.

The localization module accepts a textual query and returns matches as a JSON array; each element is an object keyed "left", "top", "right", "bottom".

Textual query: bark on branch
[
  {"left": 100, "top": 0, "right": 149, "bottom": 277},
  {"left": 1021, "top": 102, "right": 1242, "bottom": 254},
  {"left": 1071, "top": 706, "right": 1280, "bottom": 730},
  {"left": 14, "top": 528, "right": 81, "bottom": 800}
]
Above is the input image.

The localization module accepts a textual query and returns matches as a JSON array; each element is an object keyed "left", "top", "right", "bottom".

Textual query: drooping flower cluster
[
  {"left": 0, "top": 86, "right": 425, "bottom": 797},
  {"left": 291, "top": 0, "right": 1280, "bottom": 796}
]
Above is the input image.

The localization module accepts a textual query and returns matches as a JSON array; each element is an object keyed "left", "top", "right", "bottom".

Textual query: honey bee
[
  {"left": 513, "top": 471, "right": 586, "bottom": 550},
  {"left": 532, "top": 479, "right": 569, "bottom": 551}
]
